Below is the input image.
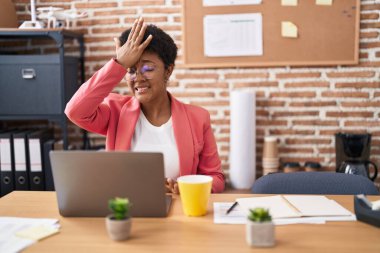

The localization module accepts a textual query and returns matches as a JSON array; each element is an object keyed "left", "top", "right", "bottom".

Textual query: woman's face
[{"left": 126, "top": 51, "right": 172, "bottom": 105}]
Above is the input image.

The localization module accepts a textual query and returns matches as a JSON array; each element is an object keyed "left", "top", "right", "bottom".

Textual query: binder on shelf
[
  {"left": 27, "top": 129, "right": 54, "bottom": 191},
  {"left": 13, "top": 130, "right": 34, "bottom": 190},
  {"left": 43, "top": 139, "right": 55, "bottom": 191},
  {"left": 0, "top": 130, "right": 17, "bottom": 197}
]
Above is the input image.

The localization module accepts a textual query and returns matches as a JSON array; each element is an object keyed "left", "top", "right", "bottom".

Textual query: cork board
[{"left": 182, "top": 0, "right": 360, "bottom": 68}]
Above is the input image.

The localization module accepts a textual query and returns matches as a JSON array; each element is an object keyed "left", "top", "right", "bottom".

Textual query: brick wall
[{"left": 12, "top": 0, "right": 380, "bottom": 181}]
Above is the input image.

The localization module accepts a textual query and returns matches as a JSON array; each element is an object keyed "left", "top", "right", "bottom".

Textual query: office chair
[{"left": 252, "top": 172, "right": 379, "bottom": 195}]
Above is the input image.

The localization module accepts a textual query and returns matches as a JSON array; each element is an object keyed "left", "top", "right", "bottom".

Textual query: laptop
[{"left": 49, "top": 151, "right": 172, "bottom": 217}]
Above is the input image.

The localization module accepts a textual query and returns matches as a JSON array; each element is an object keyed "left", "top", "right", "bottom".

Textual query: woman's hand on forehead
[{"left": 114, "top": 17, "right": 153, "bottom": 69}]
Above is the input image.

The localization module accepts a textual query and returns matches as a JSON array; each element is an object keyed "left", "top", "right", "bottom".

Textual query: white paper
[
  {"left": 0, "top": 217, "right": 60, "bottom": 253},
  {"left": 284, "top": 196, "right": 353, "bottom": 216},
  {"left": 321, "top": 215, "right": 356, "bottom": 222},
  {"left": 213, "top": 202, "right": 339, "bottom": 225},
  {"left": 16, "top": 225, "right": 60, "bottom": 241},
  {"left": 275, "top": 215, "right": 356, "bottom": 223},
  {"left": 203, "top": 13, "right": 263, "bottom": 57},
  {"left": 275, "top": 217, "right": 326, "bottom": 225},
  {"left": 229, "top": 91, "right": 256, "bottom": 189},
  {"left": 236, "top": 195, "right": 301, "bottom": 219},
  {"left": 0, "top": 237, "right": 34, "bottom": 253},
  {"left": 236, "top": 195, "right": 356, "bottom": 220},
  {"left": 214, "top": 202, "right": 247, "bottom": 224},
  {"left": 203, "top": 0, "right": 262, "bottom": 6}
]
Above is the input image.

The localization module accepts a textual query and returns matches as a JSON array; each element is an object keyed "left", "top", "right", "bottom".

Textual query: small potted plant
[
  {"left": 246, "top": 207, "right": 275, "bottom": 247},
  {"left": 106, "top": 197, "right": 132, "bottom": 241}
]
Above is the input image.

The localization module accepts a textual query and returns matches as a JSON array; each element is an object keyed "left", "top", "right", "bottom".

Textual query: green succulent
[
  {"left": 248, "top": 208, "right": 272, "bottom": 223},
  {"left": 108, "top": 197, "right": 131, "bottom": 220}
]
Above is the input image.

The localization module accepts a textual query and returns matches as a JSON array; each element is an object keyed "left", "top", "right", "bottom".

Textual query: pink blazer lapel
[
  {"left": 171, "top": 95, "right": 194, "bottom": 176},
  {"left": 115, "top": 97, "right": 140, "bottom": 150}
]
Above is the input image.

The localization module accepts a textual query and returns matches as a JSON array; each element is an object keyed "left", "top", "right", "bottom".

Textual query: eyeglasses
[{"left": 126, "top": 64, "right": 157, "bottom": 81}]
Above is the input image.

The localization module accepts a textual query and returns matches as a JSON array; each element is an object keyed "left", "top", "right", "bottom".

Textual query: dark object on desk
[
  {"left": 354, "top": 196, "right": 380, "bottom": 228},
  {"left": 226, "top": 202, "right": 238, "bottom": 215},
  {"left": 335, "top": 133, "right": 378, "bottom": 181},
  {"left": 252, "top": 172, "right": 379, "bottom": 195}
]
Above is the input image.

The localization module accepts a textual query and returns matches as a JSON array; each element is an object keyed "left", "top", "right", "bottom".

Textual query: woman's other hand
[
  {"left": 114, "top": 17, "right": 153, "bottom": 69},
  {"left": 165, "top": 178, "right": 179, "bottom": 194}
]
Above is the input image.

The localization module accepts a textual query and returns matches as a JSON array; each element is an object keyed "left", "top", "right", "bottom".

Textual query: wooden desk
[{"left": 0, "top": 192, "right": 379, "bottom": 252}]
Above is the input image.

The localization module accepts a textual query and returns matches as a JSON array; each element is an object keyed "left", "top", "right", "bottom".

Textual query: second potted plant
[
  {"left": 246, "top": 207, "right": 275, "bottom": 247},
  {"left": 105, "top": 197, "right": 132, "bottom": 241}
]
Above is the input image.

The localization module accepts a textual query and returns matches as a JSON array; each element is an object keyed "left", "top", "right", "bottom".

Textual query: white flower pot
[
  {"left": 105, "top": 215, "right": 132, "bottom": 241},
  {"left": 246, "top": 220, "right": 275, "bottom": 247}
]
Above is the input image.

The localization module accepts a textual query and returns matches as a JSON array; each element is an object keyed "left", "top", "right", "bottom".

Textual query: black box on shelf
[{"left": 0, "top": 54, "right": 79, "bottom": 116}]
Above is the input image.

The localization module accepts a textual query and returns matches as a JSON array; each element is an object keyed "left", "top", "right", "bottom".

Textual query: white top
[{"left": 131, "top": 111, "right": 180, "bottom": 180}]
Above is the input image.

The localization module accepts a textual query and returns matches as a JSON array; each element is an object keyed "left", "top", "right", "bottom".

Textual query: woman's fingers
[
  {"left": 113, "top": 37, "right": 120, "bottom": 52},
  {"left": 165, "top": 184, "right": 172, "bottom": 193},
  {"left": 131, "top": 17, "right": 144, "bottom": 42},
  {"left": 167, "top": 178, "right": 174, "bottom": 188},
  {"left": 173, "top": 183, "right": 179, "bottom": 194},
  {"left": 114, "top": 17, "right": 152, "bottom": 69},
  {"left": 127, "top": 19, "right": 138, "bottom": 42},
  {"left": 135, "top": 23, "right": 148, "bottom": 44},
  {"left": 139, "top": 34, "right": 153, "bottom": 51},
  {"left": 165, "top": 178, "right": 179, "bottom": 194},
  {"left": 165, "top": 178, "right": 172, "bottom": 192}
]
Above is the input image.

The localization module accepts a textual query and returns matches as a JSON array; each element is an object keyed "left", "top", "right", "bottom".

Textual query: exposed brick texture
[{"left": 10, "top": 0, "right": 380, "bottom": 182}]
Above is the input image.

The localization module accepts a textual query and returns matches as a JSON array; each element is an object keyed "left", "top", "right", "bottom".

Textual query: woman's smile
[{"left": 134, "top": 85, "right": 150, "bottom": 94}]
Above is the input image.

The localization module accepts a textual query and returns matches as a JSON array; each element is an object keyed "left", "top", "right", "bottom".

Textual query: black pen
[{"left": 225, "top": 201, "right": 238, "bottom": 215}]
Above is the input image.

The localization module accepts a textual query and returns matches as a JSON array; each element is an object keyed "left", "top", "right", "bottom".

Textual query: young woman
[{"left": 65, "top": 17, "right": 225, "bottom": 193}]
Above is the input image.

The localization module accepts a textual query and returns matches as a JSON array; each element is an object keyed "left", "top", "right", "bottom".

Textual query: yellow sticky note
[
  {"left": 316, "top": 0, "right": 333, "bottom": 5},
  {"left": 15, "top": 226, "right": 60, "bottom": 241},
  {"left": 281, "top": 22, "right": 298, "bottom": 38},
  {"left": 281, "top": 0, "right": 298, "bottom": 6}
]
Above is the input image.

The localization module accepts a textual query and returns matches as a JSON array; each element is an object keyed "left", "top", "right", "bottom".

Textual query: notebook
[
  {"left": 49, "top": 151, "right": 172, "bottom": 217},
  {"left": 236, "top": 195, "right": 353, "bottom": 219}
]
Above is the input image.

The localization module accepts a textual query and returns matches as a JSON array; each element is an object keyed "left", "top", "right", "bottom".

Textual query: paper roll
[{"left": 229, "top": 91, "right": 256, "bottom": 189}]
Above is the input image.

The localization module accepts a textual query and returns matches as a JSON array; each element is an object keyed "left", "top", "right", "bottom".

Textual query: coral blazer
[{"left": 65, "top": 59, "right": 225, "bottom": 193}]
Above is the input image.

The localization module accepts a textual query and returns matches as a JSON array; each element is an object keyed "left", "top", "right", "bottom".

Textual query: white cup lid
[{"left": 177, "top": 175, "right": 213, "bottom": 184}]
